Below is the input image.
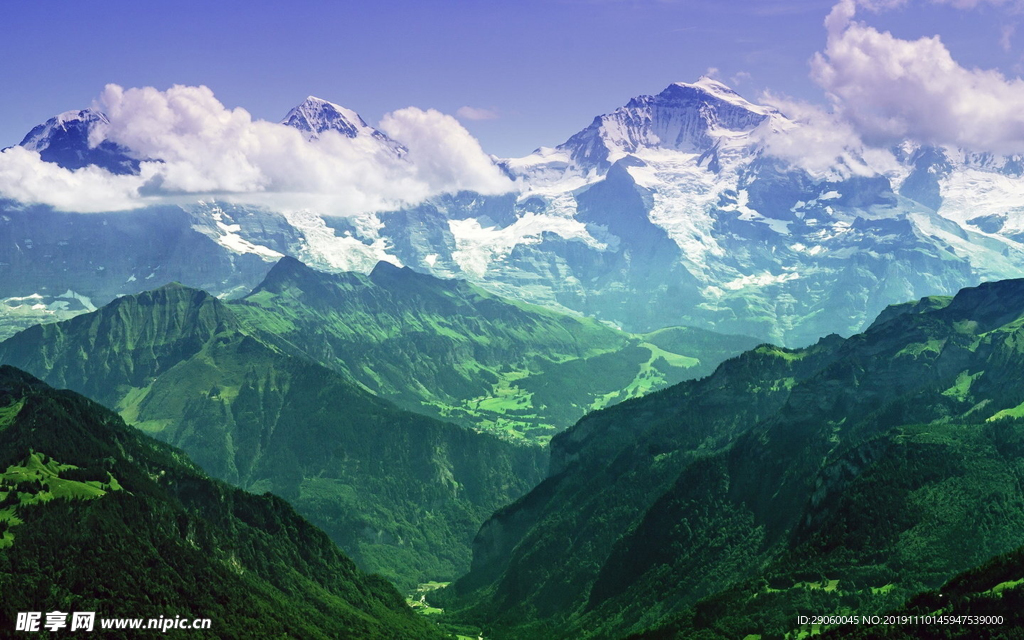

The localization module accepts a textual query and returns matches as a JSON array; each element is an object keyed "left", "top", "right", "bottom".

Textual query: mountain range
[
  {"left": 0, "top": 257, "right": 754, "bottom": 590},
  {"left": 232, "top": 256, "right": 758, "bottom": 440},
  {"left": 8, "top": 78, "right": 1024, "bottom": 638},
  {"left": 436, "top": 278, "right": 1024, "bottom": 638},
  {"left": 8, "top": 266, "right": 1024, "bottom": 637},
  {"left": 6, "top": 79, "right": 1024, "bottom": 347},
  {"left": 0, "top": 276, "right": 542, "bottom": 591}
]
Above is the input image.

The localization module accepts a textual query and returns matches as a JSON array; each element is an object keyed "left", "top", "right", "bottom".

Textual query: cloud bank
[
  {"left": 756, "top": 92, "right": 891, "bottom": 177},
  {"left": 812, "top": 0, "right": 1024, "bottom": 154},
  {"left": 0, "top": 84, "right": 513, "bottom": 214},
  {"left": 0, "top": 146, "right": 142, "bottom": 212}
]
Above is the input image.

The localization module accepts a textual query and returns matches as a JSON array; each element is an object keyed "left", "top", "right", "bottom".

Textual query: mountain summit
[
  {"left": 15, "top": 108, "right": 138, "bottom": 174},
  {"left": 12, "top": 95, "right": 405, "bottom": 177},
  {"left": 281, "top": 96, "right": 374, "bottom": 139},
  {"left": 553, "top": 77, "right": 785, "bottom": 171},
  {"left": 18, "top": 109, "right": 108, "bottom": 151},
  {"left": 280, "top": 96, "right": 406, "bottom": 155}
]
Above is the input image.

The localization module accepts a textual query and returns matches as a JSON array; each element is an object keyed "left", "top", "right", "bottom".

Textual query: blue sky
[{"left": 2, "top": 0, "right": 1023, "bottom": 157}]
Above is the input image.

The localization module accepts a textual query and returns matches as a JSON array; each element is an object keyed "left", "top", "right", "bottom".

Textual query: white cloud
[
  {"left": 814, "top": 0, "right": 1024, "bottom": 153},
  {"left": 0, "top": 146, "right": 144, "bottom": 212},
  {"left": 731, "top": 71, "right": 753, "bottom": 86},
  {"left": 379, "top": 107, "right": 512, "bottom": 195},
  {"left": 0, "top": 84, "right": 514, "bottom": 214},
  {"left": 94, "top": 84, "right": 272, "bottom": 194},
  {"left": 757, "top": 91, "right": 895, "bottom": 177},
  {"left": 456, "top": 106, "right": 500, "bottom": 121}
]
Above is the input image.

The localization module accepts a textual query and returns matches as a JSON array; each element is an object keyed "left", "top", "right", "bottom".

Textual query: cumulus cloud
[
  {"left": 379, "top": 108, "right": 511, "bottom": 194},
  {"left": 813, "top": 0, "right": 1024, "bottom": 153},
  {"left": 455, "top": 106, "right": 500, "bottom": 121},
  {"left": 0, "top": 84, "right": 514, "bottom": 214},
  {"left": 95, "top": 84, "right": 273, "bottom": 194},
  {"left": 757, "top": 91, "right": 898, "bottom": 177},
  {"left": 0, "top": 146, "right": 143, "bottom": 212}
]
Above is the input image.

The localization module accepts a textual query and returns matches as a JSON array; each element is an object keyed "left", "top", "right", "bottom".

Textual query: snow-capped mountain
[
  {"left": 562, "top": 78, "right": 783, "bottom": 171},
  {"left": 0, "top": 95, "right": 412, "bottom": 338},
  {"left": 505, "top": 78, "right": 786, "bottom": 181},
  {"left": 17, "top": 109, "right": 107, "bottom": 151},
  {"left": 425, "top": 78, "right": 1024, "bottom": 344},
  {"left": 5, "top": 81, "right": 1024, "bottom": 345},
  {"left": 281, "top": 96, "right": 406, "bottom": 156},
  {"left": 13, "top": 97, "right": 405, "bottom": 176},
  {"left": 15, "top": 108, "right": 138, "bottom": 174}
]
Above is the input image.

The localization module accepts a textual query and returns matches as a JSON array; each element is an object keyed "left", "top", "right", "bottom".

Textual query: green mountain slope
[
  {"left": 816, "top": 539, "right": 1024, "bottom": 639},
  {"left": 231, "top": 257, "right": 760, "bottom": 442},
  {"left": 0, "top": 285, "right": 545, "bottom": 591},
  {"left": 0, "top": 366, "right": 443, "bottom": 639},
  {"left": 440, "top": 278, "right": 1024, "bottom": 639}
]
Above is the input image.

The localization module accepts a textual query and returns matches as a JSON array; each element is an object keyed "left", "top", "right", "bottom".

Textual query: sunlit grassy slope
[{"left": 232, "top": 257, "right": 759, "bottom": 443}]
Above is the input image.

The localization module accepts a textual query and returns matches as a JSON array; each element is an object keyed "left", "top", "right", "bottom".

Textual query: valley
[
  {"left": 0, "top": 258, "right": 755, "bottom": 592},
  {"left": 9, "top": 272, "right": 1024, "bottom": 638},
  {"left": 9, "top": 79, "right": 1024, "bottom": 351},
  {"left": 436, "top": 279, "right": 1024, "bottom": 638}
]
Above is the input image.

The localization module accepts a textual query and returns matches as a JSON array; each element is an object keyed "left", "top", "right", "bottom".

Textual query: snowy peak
[
  {"left": 661, "top": 76, "right": 777, "bottom": 120},
  {"left": 281, "top": 96, "right": 370, "bottom": 139},
  {"left": 280, "top": 96, "right": 407, "bottom": 156},
  {"left": 18, "top": 109, "right": 109, "bottom": 152},
  {"left": 16, "top": 108, "right": 139, "bottom": 175},
  {"left": 556, "top": 78, "right": 784, "bottom": 171}
]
